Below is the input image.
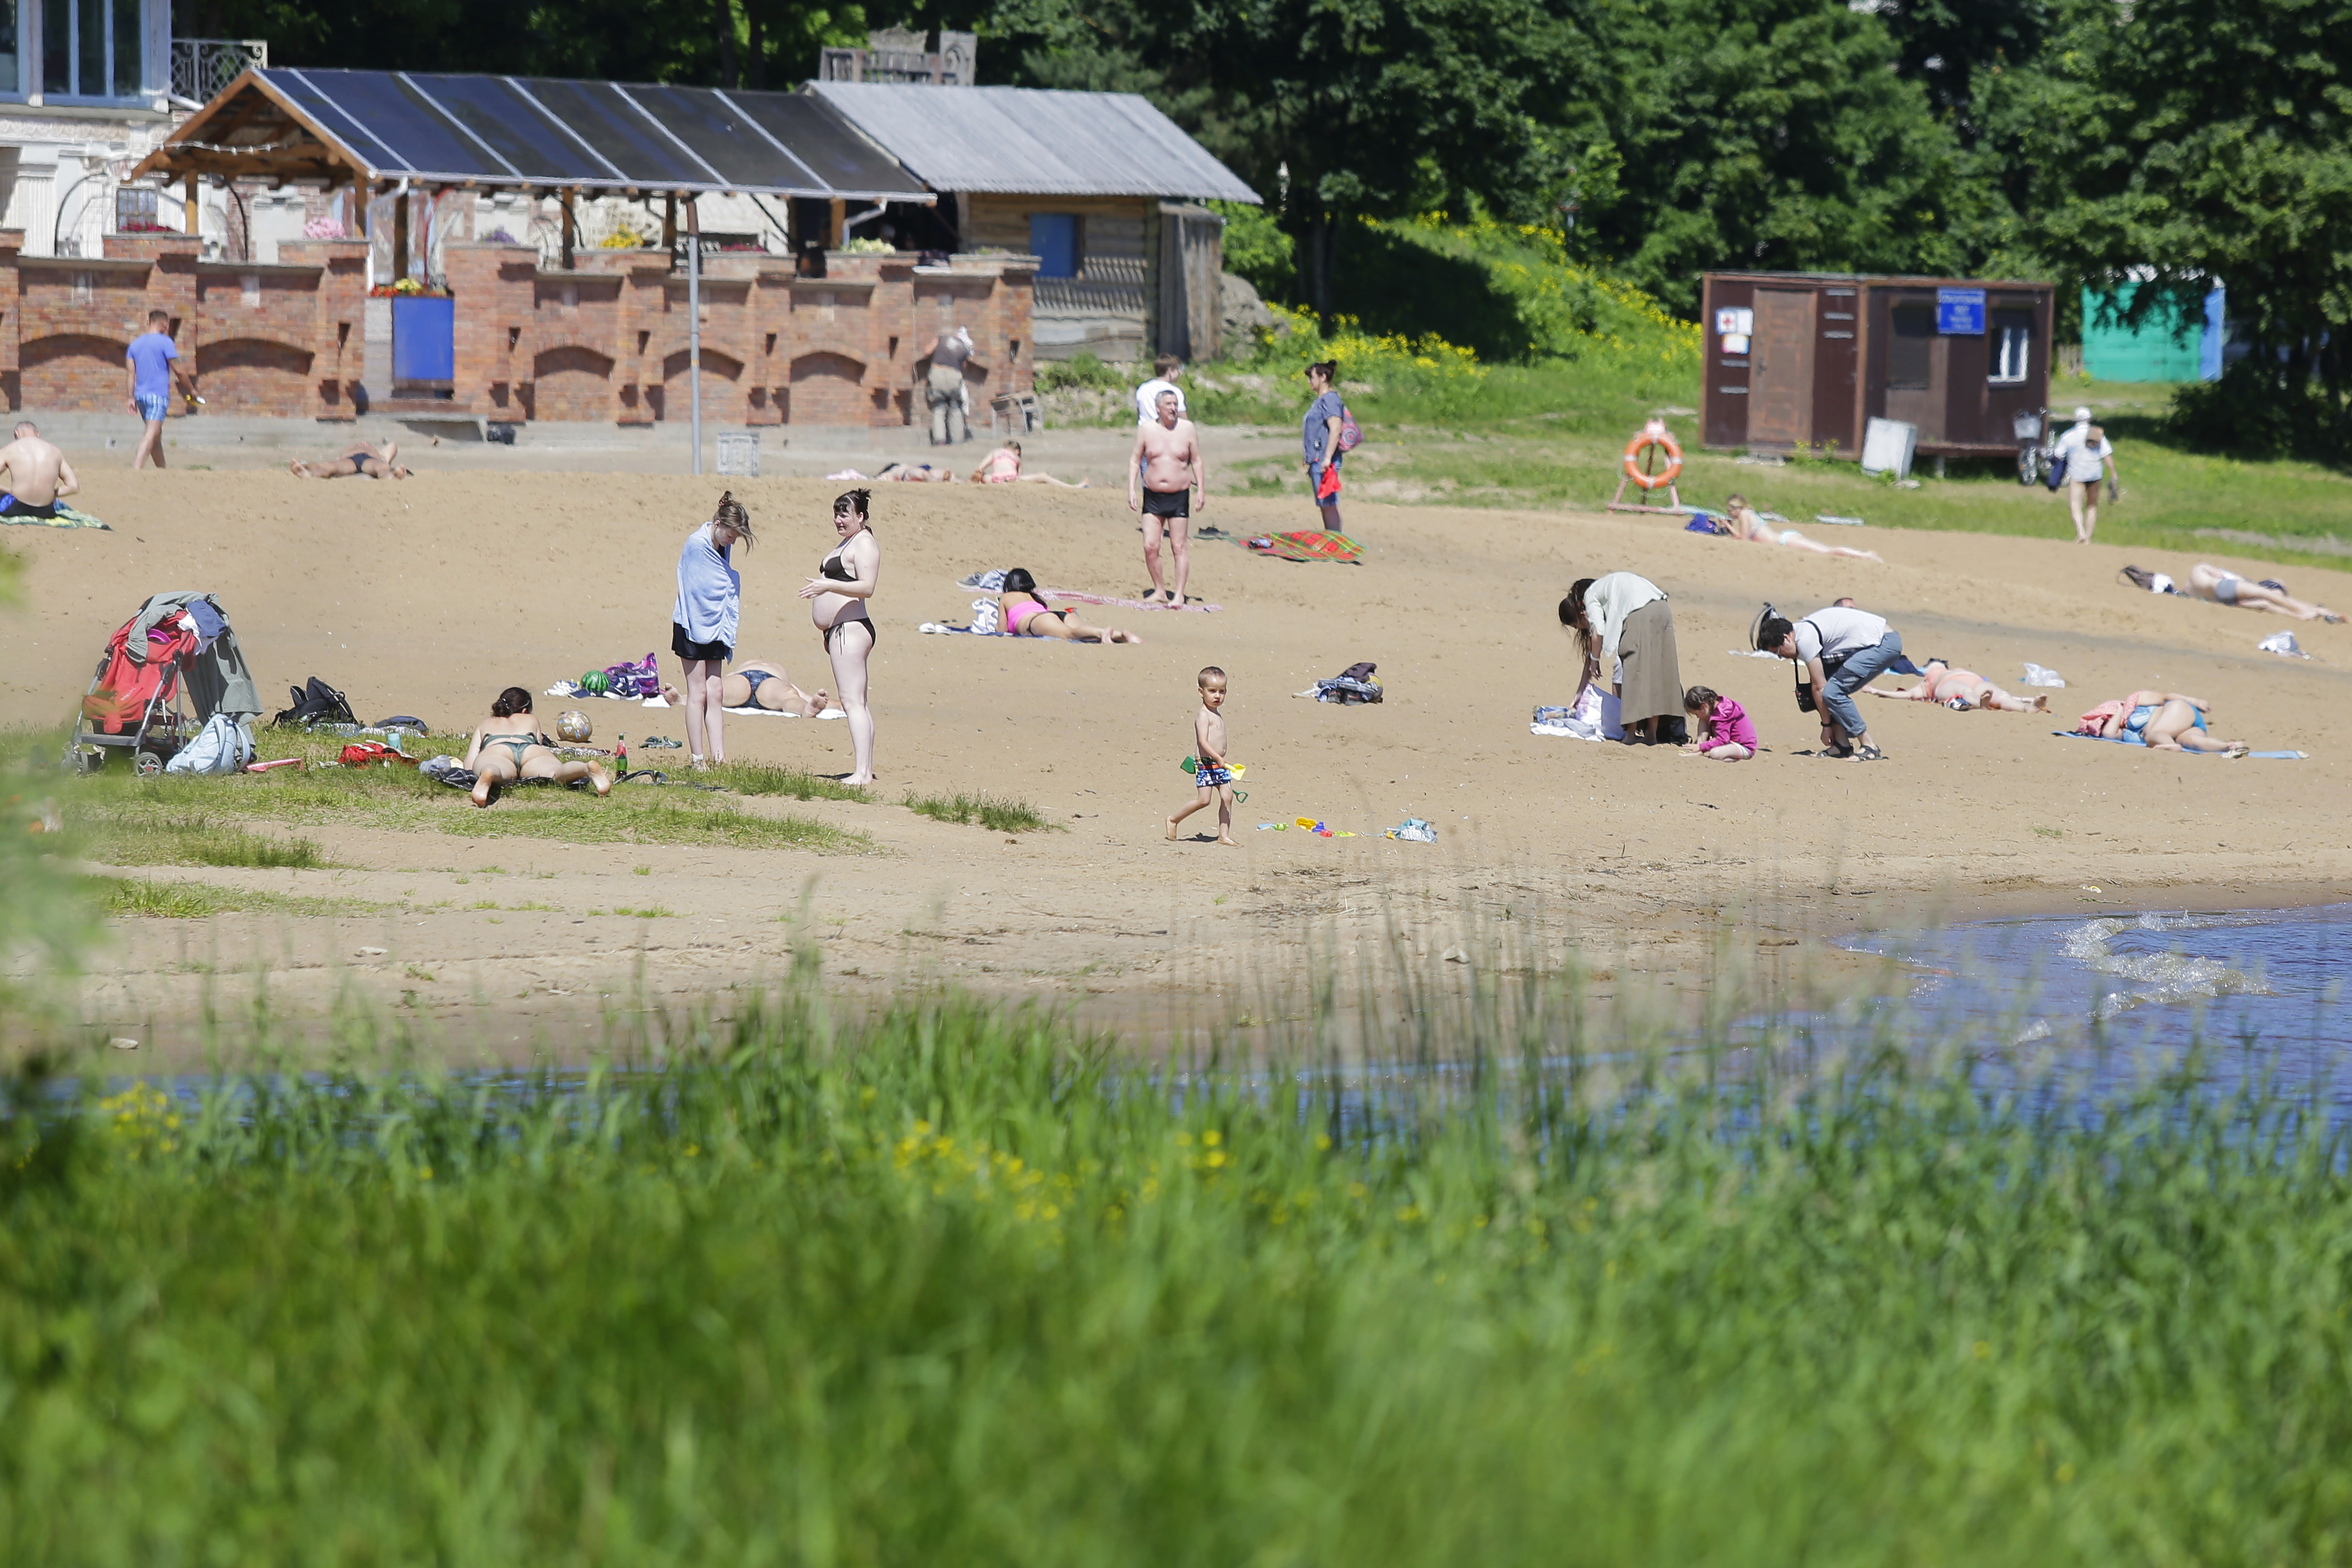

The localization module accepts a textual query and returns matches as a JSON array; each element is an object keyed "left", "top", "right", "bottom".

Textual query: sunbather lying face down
[
  {"left": 968, "top": 441, "right": 1090, "bottom": 488},
  {"left": 461, "top": 685, "right": 613, "bottom": 806},
  {"left": 1720, "top": 495, "right": 1884, "bottom": 562},
  {"left": 2185, "top": 563, "right": 2343, "bottom": 622},
  {"left": 1863, "top": 658, "right": 2047, "bottom": 712},
  {"left": 998, "top": 567, "right": 1142, "bottom": 643},
  {"left": 2078, "top": 689, "right": 2251, "bottom": 756}
]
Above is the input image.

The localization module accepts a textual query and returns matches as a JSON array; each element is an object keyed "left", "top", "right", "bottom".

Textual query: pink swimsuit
[{"left": 1006, "top": 596, "right": 1062, "bottom": 634}]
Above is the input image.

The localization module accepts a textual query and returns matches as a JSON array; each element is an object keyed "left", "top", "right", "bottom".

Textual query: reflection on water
[{"left": 1845, "top": 903, "right": 2352, "bottom": 1062}]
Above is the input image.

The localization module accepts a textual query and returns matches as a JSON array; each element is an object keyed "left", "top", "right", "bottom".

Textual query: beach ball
[
  {"left": 555, "top": 710, "right": 593, "bottom": 743},
  {"left": 580, "top": 670, "right": 611, "bottom": 695}
]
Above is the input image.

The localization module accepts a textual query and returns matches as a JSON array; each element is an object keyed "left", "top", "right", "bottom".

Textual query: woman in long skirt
[{"left": 1560, "top": 573, "right": 1683, "bottom": 744}]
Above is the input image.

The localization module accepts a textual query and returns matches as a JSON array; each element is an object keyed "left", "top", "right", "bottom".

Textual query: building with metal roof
[{"left": 809, "top": 82, "right": 1259, "bottom": 363}]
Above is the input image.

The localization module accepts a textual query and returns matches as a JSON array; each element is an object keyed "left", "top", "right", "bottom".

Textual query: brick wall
[{"left": 0, "top": 229, "right": 1034, "bottom": 427}]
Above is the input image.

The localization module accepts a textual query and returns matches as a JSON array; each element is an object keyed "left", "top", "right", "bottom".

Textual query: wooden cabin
[
  {"left": 1699, "top": 272, "right": 2054, "bottom": 459},
  {"left": 807, "top": 84, "right": 1256, "bottom": 362}
]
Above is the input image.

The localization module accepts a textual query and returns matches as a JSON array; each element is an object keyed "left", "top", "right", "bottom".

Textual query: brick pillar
[
  {"left": 0, "top": 229, "right": 21, "bottom": 412},
  {"left": 278, "top": 239, "right": 370, "bottom": 419},
  {"left": 443, "top": 241, "right": 537, "bottom": 416},
  {"left": 106, "top": 233, "right": 201, "bottom": 344}
]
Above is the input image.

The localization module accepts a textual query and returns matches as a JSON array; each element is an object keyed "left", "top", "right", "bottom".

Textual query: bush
[
  {"left": 1210, "top": 197, "right": 1294, "bottom": 302},
  {"left": 2163, "top": 361, "right": 2352, "bottom": 463}
]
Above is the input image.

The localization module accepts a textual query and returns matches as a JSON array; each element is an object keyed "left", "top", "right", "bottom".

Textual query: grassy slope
[
  {"left": 1160, "top": 219, "right": 2351, "bottom": 571},
  {"left": 6, "top": 987, "right": 2351, "bottom": 1563}
]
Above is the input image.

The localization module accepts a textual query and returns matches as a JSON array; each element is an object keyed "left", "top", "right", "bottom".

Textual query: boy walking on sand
[{"left": 1167, "top": 666, "right": 1237, "bottom": 846}]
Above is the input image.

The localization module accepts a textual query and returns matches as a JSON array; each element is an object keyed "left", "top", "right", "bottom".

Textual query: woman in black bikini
[
  {"left": 460, "top": 686, "right": 611, "bottom": 807},
  {"left": 799, "top": 489, "right": 880, "bottom": 786}
]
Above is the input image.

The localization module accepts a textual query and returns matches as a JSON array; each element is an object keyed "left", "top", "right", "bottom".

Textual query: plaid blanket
[{"left": 1245, "top": 530, "right": 1363, "bottom": 563}]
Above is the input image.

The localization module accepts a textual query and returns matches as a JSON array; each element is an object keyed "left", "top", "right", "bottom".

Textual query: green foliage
[
  {"left": 1031, "top": 351, "right": 1133, "bottom": 394},
  {"left": 1209, "top": 197, "right": 1297, "bottom": 302},
  {"left": 8, "top": 983, "right": 2352, "bottom": 1560},
  {"left": 80, "top": 810, "right": 327, "bottom": 870},
  {"left": 88, "top": 876, "right": 380, "bottom": 919},
  {"left": 904, "top": 791, "right": 1054, "bottom": 833},
  {"left": 703, "top": 761, "right": 872, "bottom": 803},
  {"left": 2016, "top": 0, "right": 2352, "bottom": 456}
]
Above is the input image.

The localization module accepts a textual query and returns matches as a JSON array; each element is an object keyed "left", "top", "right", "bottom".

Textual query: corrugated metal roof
[{"left": 806, "top": 84, "right": 1260, "bottom": 202}]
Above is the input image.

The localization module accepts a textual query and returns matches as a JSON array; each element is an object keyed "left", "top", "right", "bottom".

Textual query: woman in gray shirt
[{"left": 1302, "top": 361, "right": 1346, "bottom": 530}]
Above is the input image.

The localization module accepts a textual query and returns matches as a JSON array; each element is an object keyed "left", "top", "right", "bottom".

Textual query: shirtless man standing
[
  {"left": 0, "top": 421, "right": 79, "bottom": 518},
  {"left": 1127, "top": 388, "right": 1206, "bottom": 606}
]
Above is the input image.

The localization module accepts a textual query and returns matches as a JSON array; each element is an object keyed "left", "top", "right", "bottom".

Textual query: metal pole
[{"left": 687, "top": 197, "right": 702, "bottom": 476}]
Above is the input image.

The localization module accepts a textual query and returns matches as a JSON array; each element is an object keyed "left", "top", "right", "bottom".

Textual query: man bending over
[
  {"left": 1128, "top": 389, "right": 1206, "bottom": 606},
  {"left": 0, "top": 421, "right": 78, "bottom": 518}
]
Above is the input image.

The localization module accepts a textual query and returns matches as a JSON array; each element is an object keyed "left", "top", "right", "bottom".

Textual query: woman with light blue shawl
[{"left": 671, "top": 491, "right": 752, "bottom": 768}]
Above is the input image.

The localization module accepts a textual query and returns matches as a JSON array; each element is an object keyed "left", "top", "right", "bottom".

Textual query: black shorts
[
  {"left": 0, "top": 496, "right": 57, "bottom": 519},
  {"left": 1141, "top": 487, "right": 1191, "bottom": 520},
  {"left": 671, "top": 622, "right": 732, "bottom": 664}
]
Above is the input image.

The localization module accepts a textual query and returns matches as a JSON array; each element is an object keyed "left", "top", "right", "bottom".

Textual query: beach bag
[
  {"left": 1337, "top": 405, "right": 1362, "bottom": 451},
  {"left": 164, "top": 713, "right": 252, "bottom": 775},
  {"left": 273, "top": 675, "right": 357, "bottom": 730},
  {"left": 602, "top": 652, "right": 659, "bottom": 699}
]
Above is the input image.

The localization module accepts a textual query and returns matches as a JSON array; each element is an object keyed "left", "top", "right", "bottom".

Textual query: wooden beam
[
  {"left": 392, "top": 189, "right": 408, "bottom": 281},
  {"left": 560, "top": 189, "right": 576, "bottom": 271},
  {"left": 184, "top": 174, "right": 198, "bottom": 239}
]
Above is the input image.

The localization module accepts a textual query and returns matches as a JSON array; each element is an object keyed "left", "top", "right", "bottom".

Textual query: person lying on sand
[
  {"left": 1863, "top": 658, "right": 2048, "bottom": 713},
  {"left": 462, "top": 686, "right": 613, "bottom": 806},
  {"left": 873, "top": 461, "right": 956, "bottom": 483},
  {"left": 291, "top": 439, "right": 409, "bottom": 480},
  {"left": 2077, "top": 689, "right": 2250, "bottom": 756},
  {"left": 1714, "top": 495, "right": 1884, "bottom": 562},
  {"left": 970, "top": 441, "right": 1088, "bottom": 488},
  {"left": 657, "top": 660, "right": 831, "bottom": 718},
  {"left": 2184, "top": 562, "right": 2342, "bottom": 622},
  {"left": 999, "top": 567, "right": 1141, "bottom": 643}
]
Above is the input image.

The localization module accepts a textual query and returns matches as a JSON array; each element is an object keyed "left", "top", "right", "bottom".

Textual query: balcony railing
[{"left": 171, "top": 39, "right": 268, "bottom": 108}]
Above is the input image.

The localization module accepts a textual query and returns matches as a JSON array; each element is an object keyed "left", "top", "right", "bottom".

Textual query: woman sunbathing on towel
[
  {"left": 1863, "top": 658, "right": 2047, "bottom": 713},
  {"left": 290, "top": 439, "right": 409, "bottom": 480},
  {"left": 462, "top": 686, "right": 612, "bottom": 807},
  {"left": 873, "top": 461, "right": 956, "bottom": 482},
  {"left": 969, "top": 441, "right": 1089, "bottom": 488},
  {"left": 2076, "top": 689, "right": 2251, "bottom": 756},
  {"left": 1714, "top": 495, "right": 1884, "bottom": 561},
  {"left": 2184, "top": 562, "right": 2343, "bottom": 622},
  {"left": 657, "top": 660, "right": 831, "bottom": 717},
  {"left": 999, "top": 567, "right": 1142, "bottom": 643}
]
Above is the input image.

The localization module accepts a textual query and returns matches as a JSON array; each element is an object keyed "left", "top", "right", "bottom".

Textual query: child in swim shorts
[
  {"left": 1167, "top": 666, "right": 1238, "bottom": 845},
  {"left": 1681, "top": 684, "right": 1757, "bottom": 760}
]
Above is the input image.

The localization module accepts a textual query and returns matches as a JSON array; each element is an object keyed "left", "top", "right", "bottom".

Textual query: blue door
[
  {"left": 392, "top": 296, "right": 456, "bottom": 383},
  {"left": 1028, "top": 214, "right": 1079, "bottom": 279}
]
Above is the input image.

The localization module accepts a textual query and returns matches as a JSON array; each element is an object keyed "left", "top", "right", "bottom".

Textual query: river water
[{"left": 1839, "top": 902, "right": 2352, "bottom": 1092}]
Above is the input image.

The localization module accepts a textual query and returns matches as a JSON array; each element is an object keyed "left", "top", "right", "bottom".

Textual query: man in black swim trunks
[
  {"left": 0, "top": 420, "right": 77, "bottom": 518},
  {"left": 1127, "top": 388, "right": 1207, "bottom": 606},
  {"left": 289, "top": 439, "right": 409, "bottom": 480}
]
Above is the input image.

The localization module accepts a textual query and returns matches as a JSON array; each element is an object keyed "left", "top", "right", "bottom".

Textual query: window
[
  {"left": 1887, "top": 303, "right": 1933, "bottom": 388},
  {"left": 43, "top": 0, "right": 144, "bottom": 100},
  {"left": 114, "top": 184, "right": 157, "bottom": 230},
  {"left": 1029, "top": 213, "right": 1079, "bottom": 280},
  {"left": 0, "top": 5, "right": 15, "bottom": 95},
  {"left": 1990, "top": 308, "right": 2033, "bottom": 384}
]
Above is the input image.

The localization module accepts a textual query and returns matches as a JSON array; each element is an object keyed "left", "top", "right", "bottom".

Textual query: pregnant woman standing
[{"left": 801, "top": 488, "right": 880, "bottom": 786}]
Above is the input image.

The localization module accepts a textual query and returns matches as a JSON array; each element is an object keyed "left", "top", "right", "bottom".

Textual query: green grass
[
  {"left": 7, "top": 975, "right": 2352, "bottom": 1563},
  {"left": 89, "top": 875, "right": 380, "bottom": 919},
  {"left": 704, "top": 760, "right": 873, "bottom": 803},
  {"left": 904, "top": 790, "right": 1054, "bottom": 834},
  {"left": 59, "top": 765, "right": 877, "bottom": 857},
  {"left": 78, "top": 809, "right": 327, "bottom": 870}
]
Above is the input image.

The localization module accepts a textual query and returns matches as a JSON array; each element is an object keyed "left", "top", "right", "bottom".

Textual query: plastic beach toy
[{"left": 1181, "top": 756, "right": 1246, "bottom": 777}]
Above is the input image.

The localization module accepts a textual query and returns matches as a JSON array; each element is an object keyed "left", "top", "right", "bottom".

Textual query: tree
[{"left": 2018, "top": 0, "right": 2352, "bottom": 451}]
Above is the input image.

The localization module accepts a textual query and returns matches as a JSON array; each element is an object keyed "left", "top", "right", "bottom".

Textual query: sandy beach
[{"left": 6, "top": 460, "right": 2349, "bottom": 1057}]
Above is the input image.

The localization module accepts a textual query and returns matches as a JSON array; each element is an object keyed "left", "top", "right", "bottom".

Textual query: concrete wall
[{"left": 0, "top": 229, "right": 1034, "bottom": 427}]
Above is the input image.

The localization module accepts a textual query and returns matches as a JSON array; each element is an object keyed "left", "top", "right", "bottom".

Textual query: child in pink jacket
[{"left": 1682, "top": 685, "right": 1758, "bottom": 760}]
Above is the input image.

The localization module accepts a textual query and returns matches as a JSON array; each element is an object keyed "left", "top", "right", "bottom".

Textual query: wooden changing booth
[{"left": 1699, "top": 271, "right": 2054, "bottom": 460}]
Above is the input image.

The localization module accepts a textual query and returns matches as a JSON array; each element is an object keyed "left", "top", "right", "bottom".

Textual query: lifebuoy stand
[{"left": 1609, "top": 418, "right": 1685, "bottom": 513}]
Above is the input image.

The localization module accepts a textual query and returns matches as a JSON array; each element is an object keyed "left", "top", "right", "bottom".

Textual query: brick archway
[
  {"left": 786, "top": 352, "right": 867, "bottom": 426},
  {"left": 194, "top": 337, "right": 315, "bottom": 415}
]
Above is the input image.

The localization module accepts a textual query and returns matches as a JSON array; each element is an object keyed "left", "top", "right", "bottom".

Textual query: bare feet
[
  {"left": 843, "top": 772, "right": 874, "bottom": 787},
  {"left": 470, "top": 777, "right": 495, "bottom": 808},
  {"left": 1109, "top": 628, "right": 1143, "bottom": 644},
  {"left": 1166, "top": 817, "right": 1184, "bottom": 841},
  {"left": 2032, "top": 694, "right": 2050, "bottom": 712},
  {"left": 801, "top": 689, "right": 833, "bottom": 717},
  {"left": 2223, "top": 742, "right": 2251, "bottom": 758},
  {"left": 589, "top": 764, "right": 612, "bottom": 797},
  {"left": 1217, "top": 832, "right": 1238, "bottom": 846},
  {"left": 658, "top": 682, "right": 682, "bottom": 704}
]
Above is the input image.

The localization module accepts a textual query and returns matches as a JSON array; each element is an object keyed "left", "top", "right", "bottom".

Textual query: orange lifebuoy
[{"left": 1622, "top": 430, "right": 1683, "bottom": 490}]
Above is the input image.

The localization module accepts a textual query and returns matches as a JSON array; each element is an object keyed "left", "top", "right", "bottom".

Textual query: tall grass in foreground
[{"left": 5, "top": 976, "right": 2352, "bottom": 1564}]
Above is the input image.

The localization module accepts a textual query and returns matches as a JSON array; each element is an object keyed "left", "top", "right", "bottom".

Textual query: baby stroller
[{"left": 68, "top": 592, "right": 263, "bottom": 775}]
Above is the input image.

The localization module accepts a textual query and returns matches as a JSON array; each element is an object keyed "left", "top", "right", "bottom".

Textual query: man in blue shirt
[{"left": 125, "top": 309, "right": 197, "bottom": 470}]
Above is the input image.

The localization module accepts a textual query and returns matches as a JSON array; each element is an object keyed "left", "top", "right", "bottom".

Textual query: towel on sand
[
  {"left": 2054, "top": 731, "right": 2305, "bottom": 759},
  {"left": 1246, "top": 530, "right": 1363, "bottom": 563},
  {"left": 0, "top": 500, "right": 106, "bottom": 529}
]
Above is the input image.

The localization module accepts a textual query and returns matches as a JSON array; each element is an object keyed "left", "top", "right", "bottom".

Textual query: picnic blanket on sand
[
  {"left": 0, "top": 500, "right": 106, "bottom": 529},
  {"left": 1246, "top": 530, "right": 1363, "bottom": 563},
  {"left": 2055, "top": 731, "right": 2305, "bottom": 759}
]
